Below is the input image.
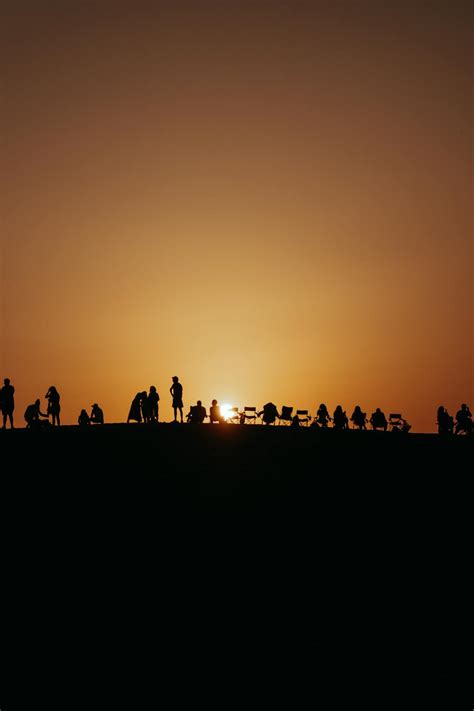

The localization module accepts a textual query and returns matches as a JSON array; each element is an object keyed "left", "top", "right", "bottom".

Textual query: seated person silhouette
[
  {"left": 437, "top": 406, "right": 453, "bottom": 435},
  {"left": 290, "top": 414, "right": 300, "bottom": 428},
  {"left": 210, "top": 400, "right": 224, "bottom": 424},
  {"left": 350, "top": 406, "right": 367, "bottom": 430},
  {"left": 333, "top": 405, "right": 349, "bottom": 430},
  {"left": 455, "top": 403, "right": 472, "bottom": 435},
  {"left": 187, "top": 400, "right": 207, "bottom": 424},
  {"left": 78, "top": 409, "right": 91, "bottom": 427},
  {"left": 24, "top": 399, "right": 49, "bottom": 429},
  {"left": 90, "top": 403, "right": 104, "bottom": 424},
  {"left": 316, "top": 404, "right": 331, "bottom": 428},
  {"left": 258, "top": 402, "right": 279, "bottom": 425},
  {"left": 370, "top": 408, "right": 388, "bottom": 431}
]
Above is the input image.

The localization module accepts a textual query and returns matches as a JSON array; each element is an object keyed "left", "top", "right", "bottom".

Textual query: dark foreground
[{"left": 1, "top": 424, "right": 472, "bottom": 706}]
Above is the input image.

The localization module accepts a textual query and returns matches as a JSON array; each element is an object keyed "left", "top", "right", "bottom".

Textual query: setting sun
[{"left": 220, "top": 404, "right": 234, "bottom": 421}]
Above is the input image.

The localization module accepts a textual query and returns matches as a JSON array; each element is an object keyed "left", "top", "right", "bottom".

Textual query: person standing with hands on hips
[{"left": 170, "top": 376, "right": 183, "bottom": 423}]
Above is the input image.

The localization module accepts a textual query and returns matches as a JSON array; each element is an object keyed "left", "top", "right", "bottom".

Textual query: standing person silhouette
[
  {"left": 0, "top": 378, "right": 15, "bottom": 429},
  {"left": 148, "top": 386, "right": 160, "bottom": 423},
  {"left": 127, "top": 393, "right": 142, "bottom": 424},
  {"left": 170, "top": 376, "right": 183, "bottom": 423},
  {"left": 45, "top": 386, "right": 61, "bottom": 427}
]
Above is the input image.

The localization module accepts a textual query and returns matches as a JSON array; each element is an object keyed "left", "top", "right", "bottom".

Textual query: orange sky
[{"left": 2, "top": 1, "right": 472, "bottom": 431}]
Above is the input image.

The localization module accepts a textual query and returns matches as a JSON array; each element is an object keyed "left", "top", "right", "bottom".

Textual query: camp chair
[
  {"left": 279, "top": 406, "right": 293, "bottom": 425},
  {"left": 296, "top": 409, "right": 312, "bottom": 426},
  {"left": 388, "top": 414, "right": 406, "bottom": 432},
  {"left": 227, "top": 406, "right": 241, "bottom": 424},
  {"left": 241, "top": 406, "right": 259, "bottom": 424}
]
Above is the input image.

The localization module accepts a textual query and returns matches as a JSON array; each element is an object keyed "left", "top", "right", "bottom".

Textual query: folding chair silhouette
[
  {"left": 242, "top": 406, "right": 259, "bottom": 424},
  {"left": 279, "top": 406, "right": 293, "bottom": 425},
  {"left": 227, "top": 406, "right": 241, "bottom": 424},
  {"left": 388, "top": 413, "right": 411, "bottom": 432},
  {"left": 296, "top": 409, "right": 311, "bottom": 426}
]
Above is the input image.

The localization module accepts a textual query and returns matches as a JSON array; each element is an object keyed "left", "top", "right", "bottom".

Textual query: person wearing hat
[{"left": 90, "top": 403, "right": 104, "bottom": 424}]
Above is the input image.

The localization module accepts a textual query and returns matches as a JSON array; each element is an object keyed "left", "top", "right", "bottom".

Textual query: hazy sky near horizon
[{"left": 2, "top": 1, "right": 472, "bottom": 431}]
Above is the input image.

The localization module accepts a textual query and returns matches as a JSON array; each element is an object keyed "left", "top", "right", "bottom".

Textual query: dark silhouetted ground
[{"left": 1, "top": 424, "right": 471, "bottom": 707}]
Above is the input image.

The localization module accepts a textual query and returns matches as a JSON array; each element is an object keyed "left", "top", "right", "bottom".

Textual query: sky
[{"left": 1, "top": 0, "right": 472, "bottom": 431}]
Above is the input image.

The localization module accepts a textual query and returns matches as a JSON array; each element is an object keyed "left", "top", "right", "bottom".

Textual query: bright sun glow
[{"left": 220, "top": 403, "right": 234, "bottom": 421}]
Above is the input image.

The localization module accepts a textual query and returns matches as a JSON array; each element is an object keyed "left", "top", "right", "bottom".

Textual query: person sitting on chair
[
  {"left": 437, "top": 406, "right": 453, "bottom": 435},
  {"left": 258, "top": 402, "right": 279, "bottom": 425},
  {"left": 455, "top": 403, "right": 472, "bottom": 435},
  {"left": 291, "top": 414, "right": 300, "bottom": 428},
  {"left": 187, "top": 400, "right": 207, "bottom": 423},
  {"left": 316, "top": 404, "right": 331, "bottom": 428},
  {"left": 210, "top": 400, "right": 224, "bottom": 424},
  {"left": 350, "top": 406, "right": 367, "bottom": 430},
  {"left": 24, "top": 399, "right": 49, "bottom": 429},
  {"left": 90, "top": 403, "right": 104, "bottom": 424},
  {"left": 370, "top": 408, "right": 388, "bottom": 431},
  {"left": 333, "top": 405, "right": 349, "bottom": 430}
]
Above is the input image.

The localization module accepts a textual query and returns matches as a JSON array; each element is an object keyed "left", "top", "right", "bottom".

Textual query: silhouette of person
[
  {"left": 316, "top": 404, "right": 331, "bottom": 428},
  {"left": 127, "top": 393, "right": 142, "bottom": 424},
  {"left": 90, "top": 403, "right": 104, "bottom": 424},
  {"left": 24, "top": 399, "right": 48, "bottom": 428},
  {"left": 140, "top": 391, "right": 150, "bottom": 424},
  {"left": 78, "top": 409, "right": 90, "bottom": 427},
  {"left": 187, "top": 400, "right": 206, "bottom": 423},
  {"left": 370, "top": 408, "right": 388, "bottom": 431},
  {"left": 170, "top": 376, "right": 183, "bottom": 423},
  {"left": 455, "top": 403, "right": 472, "bottom": 435},
  {"left": 148, "top": 386, "right": 160, "bottom": 423},
  {"left": 437, "top": 406, "right": 453, "bottom": 435},
  {"left": 258, "top": 402, "right": 279, "bottom": 425},
  {"left": 291, "top": 414, "right": 300, "bottom": 428},
  {"left": 45, "top": 386, "right": 61, "bottom": 427},
  {"left": 333, "top": 405, "right": 349, "bottom": 430},
  {"left": 350, "top": 406, "right": 367, "bottom": 430},
  {"left": 0, "top": 378, "right": 15, "bottom": 429},
  {"left": 210, "top": 399, "right": 224, "bottom": 424}
]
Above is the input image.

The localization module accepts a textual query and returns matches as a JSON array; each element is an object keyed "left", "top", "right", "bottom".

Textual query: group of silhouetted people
[
  {"left": 127, "top": 377, "right": 183, "bottom": 423},
  {"left": 1, "top": 374, "right": 473, "bottom": 436},
  {"left": 437, "top": 404, "right": 472, "bottom": 435},
  {"left": 78, "top": 404, "right": 104, "bottom": 427},
  {"left": 127, "top": 386, "right": 160, "bottom": 424}
]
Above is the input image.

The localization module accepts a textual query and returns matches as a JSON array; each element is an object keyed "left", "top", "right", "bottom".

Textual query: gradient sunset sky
[{"left": 2, "top": 1, "right": 472, "bottom": 431}]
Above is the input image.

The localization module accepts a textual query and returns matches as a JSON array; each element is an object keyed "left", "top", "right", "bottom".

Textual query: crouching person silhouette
[{"left": 24, "top": 399, "right": 49, "bottom": 429}]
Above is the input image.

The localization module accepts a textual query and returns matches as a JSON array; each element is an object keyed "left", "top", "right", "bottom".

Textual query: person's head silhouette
[
  {"left": 4, "top": 378, "right": 10, "bottom": 386},
  {"left": 172, "top": 376, "right": 179, "bottom": 383},
  {"left": 212, "top": 399, "right": 218, "bottom": 406},
  {"left": 197, "top": 400, "right": 202, "bottom": 406},
  {"left": 150, "top": 386, "right": 156, "bottom": 393}
]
